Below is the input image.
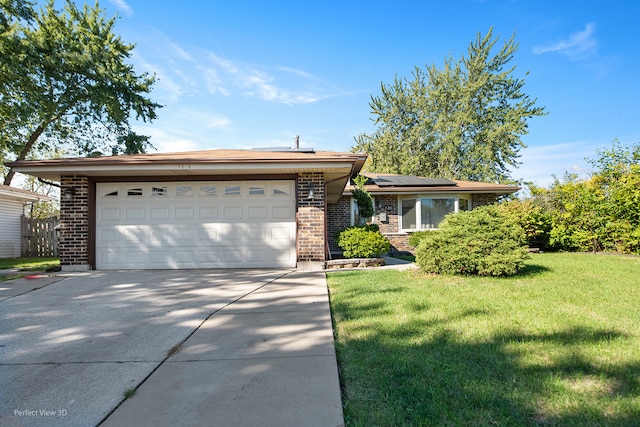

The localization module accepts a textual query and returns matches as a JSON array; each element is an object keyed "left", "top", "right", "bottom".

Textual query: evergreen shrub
[{"left": 415, "top": 205, "right": 529, "bottom": 276}]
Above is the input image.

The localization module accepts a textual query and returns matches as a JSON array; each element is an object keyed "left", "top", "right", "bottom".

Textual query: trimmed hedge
[
  {"left": 415, "top": 205, "right": 529, "bottom": 276},
  {"left": 336, "top": 225, "right": 390, "bottom": 258}
]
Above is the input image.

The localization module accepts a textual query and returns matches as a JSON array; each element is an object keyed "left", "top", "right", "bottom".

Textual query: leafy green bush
[
  {"left": 524, "top": 141, "right": 640, "bottom": 254},
  {"left": 336, "top": 226, "right": 390, "bottom": 258},
  {"left": 496, "top": 199, "right": 553, "bottom": 250},
  {"left": 415, "top": 205, "right": 529, "bottom": 276},
  {"left": 408, "top": 231, "right": 430, "bottom": 249}
]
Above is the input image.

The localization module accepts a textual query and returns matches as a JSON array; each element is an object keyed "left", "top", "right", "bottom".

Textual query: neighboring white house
[{"left": 0, "top": 185, "right": 53, "bottom": 258}]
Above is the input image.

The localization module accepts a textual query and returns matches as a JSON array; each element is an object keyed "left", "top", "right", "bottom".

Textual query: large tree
[
  {"left": 353, "top": 28, "right": 546, "bottom": 183},
  {"left": 1, "top": 0, "right": 161, "bottom": 185}
]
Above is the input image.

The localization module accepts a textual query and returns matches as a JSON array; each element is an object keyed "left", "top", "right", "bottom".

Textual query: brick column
[
  {"left": 59, "top": 176, "right": 90, "bottom": 271},
  {"left": 297, "top": 173, "right": 325, "bottom": 268}
]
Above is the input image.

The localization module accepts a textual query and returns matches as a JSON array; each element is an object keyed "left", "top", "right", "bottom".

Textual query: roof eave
[
  {"left": 0, "top": 188, "right": 54, "bottom": 203},
  {"left": 342, "top": 185, "right": 520, "bottom": 196}
]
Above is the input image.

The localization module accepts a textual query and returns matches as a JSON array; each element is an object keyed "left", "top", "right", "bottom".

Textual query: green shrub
[
  {"left": 408, "top": 231, "right": 430, "bottom": 249},
  {"left": 496, "top": 199, "right": 553, "bottom": 250},
  {"left": 415, "top": 205, "right": 529, "bottom": 276},
  {"left": 336, "top": 226, "right": 390, "bottom": 258}
]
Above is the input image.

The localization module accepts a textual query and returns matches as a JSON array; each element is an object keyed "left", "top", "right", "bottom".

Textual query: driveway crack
[{"left": 96, "top": 269, "right": 294, "bottom": 426}]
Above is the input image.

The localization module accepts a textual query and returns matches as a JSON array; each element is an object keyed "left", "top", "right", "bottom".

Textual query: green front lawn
[
  {"left": 0, "top": 257, "right": 60, "bottom": 282},
  {"left": 328, "top": 253, "right": 640, "bottom": 426}
]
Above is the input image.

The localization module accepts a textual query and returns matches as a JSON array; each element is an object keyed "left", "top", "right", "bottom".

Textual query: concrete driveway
[{"left": 0, "top": 270, "right": 343, "bottom": 427}]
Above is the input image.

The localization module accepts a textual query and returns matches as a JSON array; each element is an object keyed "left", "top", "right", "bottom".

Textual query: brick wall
[
  {"left": 297, "top": 173, "right": 325, "bottom": 262},
  {"left": 328, "top": 193, "right": 509, "bottom": 255},
  {"left": 328, "top": 193, "right": 413, "bottom": 255},
  {"left": 59, "top": 176, "right": 90, "bottom": 271},
  {"left": 472, "top": 193, "right": 500, "bottom": 209},
  {"left": 326, "top": 196, "right": 350, "bottom": 253},
  {"left": 372, "top": 194, "right": 397, "bottom": 234}
]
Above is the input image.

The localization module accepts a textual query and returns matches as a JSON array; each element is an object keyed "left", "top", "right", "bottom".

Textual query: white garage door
[{"left": 96, "top": 181, "right": 296, "bottom": 269}]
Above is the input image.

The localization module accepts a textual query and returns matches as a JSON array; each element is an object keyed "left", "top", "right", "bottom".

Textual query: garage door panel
[
  {"left": 98, "top": 250, "right": 118, "bottom": 266},
  {"left": 175, "top": 207, "right": 194, "bottom": 220},
  {"left": 248, "top": 206, "right": 267, "bottom": 219},
  {"left": 199, "top": 226, "right": 220, "bottom": 241},
  {"left": 222, "top": 206, "right": 243, "bottom": 220},
  {"left": 150, "top": 226, "right": 196, "bottom": 245},
  {"left": 98, "top": 228, "right": 122, "bottom": 242},
  {"left": 275, "top": 248, "right": 296, "bottom": 263},
  {"left": 96, "top": 181, "right": 296, "bottom": 269},
  {"left": 247, "top": 249, "right": 269, "bottom": 262},
  {"left": 99, "top": 208, "right": 120, "bottom": 221},
  {"left": 125, "top": 207, "right": 146, "bottom": 221},
  {"left": 220, "top": 249, "right": 243, "bottom": 263},
  {"left": 149, "top": 207, "right": 170, "bottom": 221},
  {"left": 196, "top": 249, "right": 220, "bottom": 263},
  {"left": 270, "top": 225, "right": 294, "bottom": 241},
  {"left": 198, "top": 207, "right": 218, "bottom": 220},
  {"left": 272, "top": 205, "right": 294, "bottom": 219},
  {"left": 222, "top": 227, "right": 251, "bottom": 242}
]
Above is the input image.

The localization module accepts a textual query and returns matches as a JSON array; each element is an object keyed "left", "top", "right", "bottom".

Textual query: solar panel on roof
[
  {"left": 372, "top": 175, "right": 456, "bottom": 187},
  {"left": 251, "top": 147, "right": 316, "bottom": 153}
]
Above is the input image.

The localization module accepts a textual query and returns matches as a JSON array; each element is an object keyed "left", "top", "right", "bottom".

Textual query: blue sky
[{"left": 101, "top": 0, "right": 639, "bottom": 186}]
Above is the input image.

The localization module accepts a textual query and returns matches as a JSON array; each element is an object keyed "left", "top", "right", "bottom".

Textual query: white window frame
[{"left": 399, "top": 195, "right": 470, "bottom": 231}]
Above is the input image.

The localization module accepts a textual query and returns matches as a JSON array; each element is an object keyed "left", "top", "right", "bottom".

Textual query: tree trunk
[{"left": 3, "top": 123, "right": 46, "bottom": 186}]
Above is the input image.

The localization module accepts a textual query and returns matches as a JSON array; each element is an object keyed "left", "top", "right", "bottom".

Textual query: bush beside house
[
  {"left": 415, "top": 205, "right": 529, "bottom": 276},
  {"left": 336, "top": 225, "right": 391, "bottom": 258}
]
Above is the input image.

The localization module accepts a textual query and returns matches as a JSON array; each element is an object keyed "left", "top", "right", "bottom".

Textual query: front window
[
  {"left": 420, "top": 198, "right": 455, "bottom": 229},
  {"left": 401, "top": 197, "right": 459, "bottom": 230},
  {"left": 401, "top": 199, "right": 417, "bottom": 229}
]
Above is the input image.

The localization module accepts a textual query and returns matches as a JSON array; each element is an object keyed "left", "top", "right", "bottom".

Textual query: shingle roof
[
  {"left": 5, "top": 148, "right": 368, "bottom": 204},
  {"left": 5, "top": 148, "right": 365, "bottom": 167},
  {"left": 346, "top": 173, "right": 519, "bottom": 194},
  {"left": 0, "top": 185, "right": 54, "bottom": 202}
]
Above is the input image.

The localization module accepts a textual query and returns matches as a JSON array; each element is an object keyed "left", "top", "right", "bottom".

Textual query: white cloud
[
  {"left": 200, "top": 67, "right": 231, "bottom": 96},
  {"left": 131, "top": 31, "right": 340, "bottom": 105},
  {"left": 241, "top": 69, "right": 319, "bottom": 105},
  {"left": 206, "top": 53, "right": 324, "bottom": 105},
  {"left": 533, "top": 23, "right": 598, "bottom": 59},
  {"left": 107, "top": 0, "right": 133, "bottom": 16},
  {"left": 514, "top": 141, "right": 596, "bottom": 186},
  {"left": 276, "top": 66, "right": 314, "bottom": 78},
  {"left": 137, "top": 128, "right": 201, "bottom": 153},
  {"left": 183, "top": 110, "right": 231, "bottom": 129}
]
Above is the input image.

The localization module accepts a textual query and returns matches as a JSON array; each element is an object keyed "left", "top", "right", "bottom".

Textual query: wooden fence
[{"left": 21, "top": 216, "right": 59, "bottom": 257}]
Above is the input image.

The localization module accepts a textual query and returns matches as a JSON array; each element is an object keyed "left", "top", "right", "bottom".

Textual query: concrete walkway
[{"left": 101, "top": 270, "right": 343, "bottom": 427}]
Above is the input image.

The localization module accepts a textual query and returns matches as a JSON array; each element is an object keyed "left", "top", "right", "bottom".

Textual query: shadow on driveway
[{"left": 1, "top": 269, "right": 342, "bottom": 427}]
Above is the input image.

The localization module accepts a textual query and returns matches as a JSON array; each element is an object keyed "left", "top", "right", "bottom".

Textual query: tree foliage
[
  {"left": 511, "top": 140, "right": 640, "bottom": 253},
  {"left": 1, "top": 0, "right": 161, "bottom": 185},
  {"left": 495, "top": 198, "right": 553, "bottom": 250},
  {"left": 353, "top": 28, "right": 545, "bottom": 183}
]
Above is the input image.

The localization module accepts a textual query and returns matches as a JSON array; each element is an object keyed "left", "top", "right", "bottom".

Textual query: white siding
[{"left": 0, "top": 197, "right": 25, "bottom": 258}]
